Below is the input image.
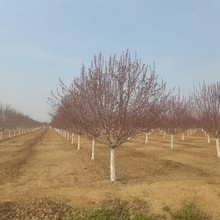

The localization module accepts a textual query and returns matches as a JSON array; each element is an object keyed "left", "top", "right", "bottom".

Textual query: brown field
[{"left": 0, "top": 128, "right": 219, "bottom": 219}]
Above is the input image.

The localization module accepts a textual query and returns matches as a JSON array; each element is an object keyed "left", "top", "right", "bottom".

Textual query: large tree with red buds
[
  {"left": 49, "top": 51, "right": 169, "bottom": 181},
  {"left": 191, "top": 82, "right": 220, "bottom": 157}
]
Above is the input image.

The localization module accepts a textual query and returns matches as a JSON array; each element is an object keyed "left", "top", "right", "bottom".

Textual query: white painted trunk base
[
  {"left": 216, "top": 139, "right": 220, "bottom": 158},
  {"left": 163, "top": 131, "right": 166, "bottom": 138},
  {"left": 145, "top": 132, "right": 148, "bottom": 144},
  {"left": 110, "top": 148, "right": 116, "bottom": 181},
  {"left": 171, "top": 134, "right": 174, "bottom": 149},
  {"left": 207, "top": 134, "right": 210, "bottom": 144},
  {"left": 91, "top": 139, "right": 95, "bottom": 160},
  {"left": 71, "top": 133, "right": 74, "bottom": 145},
  {"left": 182, "top": 133, "right": 184, "bottom": 141},
  {"left": 77, "top": 135, "right": 80, "bottom": 150}
]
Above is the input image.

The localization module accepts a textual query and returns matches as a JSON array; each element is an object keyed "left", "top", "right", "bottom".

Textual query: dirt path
[
  {"left": 0, "top": 129, "right": 45, "bottom": 185},
  {"left": 0, "top": 129, "right": 220, "bottom": 218},
  {"left": 0, "top": 129, "right": 107, "bottom": 203}
]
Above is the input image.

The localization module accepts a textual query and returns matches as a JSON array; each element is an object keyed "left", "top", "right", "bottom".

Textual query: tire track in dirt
[
  {"left": 133, "top": 134, "right": 220, "bottom": 176},
  {"left": 0, "top": 128, "right": 110, "bottom": 203},
  {"left": 0, "top": 129, "right": 46, "bottom": 185}
]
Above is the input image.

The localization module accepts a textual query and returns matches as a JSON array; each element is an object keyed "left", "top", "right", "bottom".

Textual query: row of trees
[
  {"left": 0, "top": 103, "right": 42, "bottom": 130},
  {"left": 48, "top": 50, "right": 220, "bottom": 181}
]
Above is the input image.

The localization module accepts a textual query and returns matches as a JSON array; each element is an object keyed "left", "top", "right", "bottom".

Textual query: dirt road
[{"left": 0, "top": 128, "right": 220, "bottom": 218}]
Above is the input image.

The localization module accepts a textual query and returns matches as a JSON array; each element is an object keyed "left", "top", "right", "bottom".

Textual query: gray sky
[{"left": 0, "top": 0, "right": 220, "bottom": 122}]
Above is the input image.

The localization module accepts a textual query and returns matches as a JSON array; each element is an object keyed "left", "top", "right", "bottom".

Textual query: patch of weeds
[
  {"left": 83, "top": 198, "right": 130, "bottom": 220},
  {"left": 162, "top": 205, "right": 171, "bottom": 213},
  {"left": 133, "top": 213, "right": 155, "bottom": 220},
  {"left": 84, "top": 206, "right": 123, "bottom": 220},
  {"left": 171, "top": 202, "right": 210, "bottom": 220}
]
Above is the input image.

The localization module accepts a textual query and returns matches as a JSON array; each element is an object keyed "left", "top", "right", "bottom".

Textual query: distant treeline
[{"left": 0, "top": 102, "right": 42, "bottom": 130}]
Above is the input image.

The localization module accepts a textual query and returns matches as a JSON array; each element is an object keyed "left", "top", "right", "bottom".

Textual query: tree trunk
[
  {"left": 145, "top": 132, "right": 148, "bottom": 144},
  {"left": 171, "top": 134, "right": 174, "bottom": 149},
  {"left": 216, "top": 138, "right": 220, "bottom": 157},
  {"left": 91, "top": 138, "right": 95, "bottom": 160},
  {"left": 77, "top": 135, "right": 80, "bottom": 150},
  {"left": 207, "top": 134, "right": 210, "bottom": 144},
  {"left": 182, "top": 133, "right": 184, "bottom": 140},
  {"left": 110, "top": 148, "right": 116, "bottom": 181},
  {"left": 9, "top": 130, "right": 11, "bottom": 138},
  {"left": 163, "top": 131, "right": 166, "bottom": 138},
  {"left": 0, "top": 132, "right": 2, "bottom": 140},
  {"left": 71, "top": 133, "right": 74, "bottom": 145}
]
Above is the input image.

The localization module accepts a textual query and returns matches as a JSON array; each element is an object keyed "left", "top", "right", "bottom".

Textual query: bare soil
[{"left": 0, "top": 128, "right": 219, "bottom": 219}]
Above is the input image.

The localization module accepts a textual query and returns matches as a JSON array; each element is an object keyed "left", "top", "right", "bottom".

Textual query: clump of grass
[
  {"left": 84, "top": 207, "right": 120, "bottom": 220},
  {"left": 133, "top": 213, "right": 155, "bottom": 220},
  {"left": 171, "top": 202, "right": 209, "bottom": 220},
  {"left": 84, "top": 209, "right": 157, "bottom": 220},
  {"left": 83, "top": 199, "right": 130, "bottom": 220}
]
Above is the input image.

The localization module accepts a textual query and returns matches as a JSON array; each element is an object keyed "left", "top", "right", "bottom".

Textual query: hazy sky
[{"left": 0, "top": 0, "right": 220, "bottom": 122}]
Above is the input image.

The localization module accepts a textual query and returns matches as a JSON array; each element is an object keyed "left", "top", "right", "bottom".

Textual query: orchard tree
[
  {"left": 191, "top": 82, "right": 220, "bottom": 157},
  {"left": 50, "top": 50, "right": 169, "bottom": 181},
  {"left": 0, "top": 102, "right": 42, "bottom": 130},
  {"left": 138, "top": 96, "right": 170, "bottom": 144},
  {"left": 163, "top": 92, "right": 189, "bottom": 149}
]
